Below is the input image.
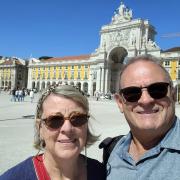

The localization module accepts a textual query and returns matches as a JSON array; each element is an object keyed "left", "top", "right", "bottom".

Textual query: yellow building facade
[{"left": 27, "top": 55, "right": 96, "bottom": 95}]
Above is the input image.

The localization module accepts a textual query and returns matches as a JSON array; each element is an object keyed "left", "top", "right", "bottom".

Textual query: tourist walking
[{"left": 29, "top": 89, "right": 34, "bottom": 103}]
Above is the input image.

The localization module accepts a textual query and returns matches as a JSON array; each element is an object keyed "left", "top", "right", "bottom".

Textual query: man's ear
[{"left": 114, "top": 93, "right": 124, "bottom": 113}]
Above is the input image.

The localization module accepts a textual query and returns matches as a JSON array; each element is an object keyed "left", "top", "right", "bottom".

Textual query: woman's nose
[{"left": 60, "top": 119, "right": 73, "bottom": 133}]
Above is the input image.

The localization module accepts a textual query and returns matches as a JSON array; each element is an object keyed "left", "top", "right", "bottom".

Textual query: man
[{"left": 107, "top": 55, "right": 180, "bottom": 180}]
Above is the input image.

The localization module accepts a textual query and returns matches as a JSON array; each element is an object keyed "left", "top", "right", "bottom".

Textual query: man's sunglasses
[
  {"left": 41, "top": 113, "right": 89, "bottom": 129},
  {"left": 119, "top": 82, "right": 170, "bottom": 103}
]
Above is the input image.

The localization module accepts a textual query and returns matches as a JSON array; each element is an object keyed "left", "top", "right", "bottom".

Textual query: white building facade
[
  {"left": 1, "top": 2, "right": 178, "bottom": 95},
  {"left": 27, "top": 2, "right": 163, "bottom": 95}
]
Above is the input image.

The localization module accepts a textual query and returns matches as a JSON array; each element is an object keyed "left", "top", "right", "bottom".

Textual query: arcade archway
[{"left": 108, "top": 47, "right": 128, "bottom": 93}]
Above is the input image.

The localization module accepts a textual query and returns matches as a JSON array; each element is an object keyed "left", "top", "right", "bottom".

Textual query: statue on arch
[
  {"left": 119, "top": 2, "right": 126, "bottom": 17},
  {"left": 147, "top": 39, "right": 159, "bottom": 48},
  {"left": 111, "top": 2, "right": 133, "bottom": 23}
]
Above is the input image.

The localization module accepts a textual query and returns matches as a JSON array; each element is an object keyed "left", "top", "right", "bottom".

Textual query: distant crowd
[{"left": 10, "top": 88, "right": 34, "bottom": 103}]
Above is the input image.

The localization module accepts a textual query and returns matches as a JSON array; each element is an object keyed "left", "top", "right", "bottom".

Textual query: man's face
[{"left": 115, "top": 61, "right": 176, "bottom": 136}]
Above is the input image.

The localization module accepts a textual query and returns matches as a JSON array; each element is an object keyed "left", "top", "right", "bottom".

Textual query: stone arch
[
  {"left": 32, "top": 82, "right": 35, "bottom": 89},
  {"left": 107, "top": 46, "right": 128, "bottom": 93},
  {"left": 52, "top": 81, "right": 56, "bottom": 86},
  {"left": 83, "top": 82, "right": 88, "bottom": 93},
  {"left": 36, "top": 82, "right": 40, "bottom": 91},
  {"left": 108, "top": 46, "right": 128, "bottom": 64},
  {"left": 17, "top": 81, "right": 20, "bottom": 89},
  {"left": 9, "top": 81, "right": 11, "bottom": 90},
  {"left": 47, "top": 81, "right": 51, "bottom": 89},
  {"left": 70, "top": 81, "right": 74, "bottom": 86},
  {"left": 58, "top": 81, "right": 62, "bottom": 86},
  {"left": 76, "top": 82, "right": 81, "bottom": 90},
  {"left": 2, "top": 81, "right": 4, "bottom": 87},
  {"left": 4, "top": 81, "right": 8, "bottom": 90},
  {"left": 93, "top": 82, "right": 96, "bottom": 96},
  {"left": 41, "top": 81, "right": 45, "bottom": 91}
]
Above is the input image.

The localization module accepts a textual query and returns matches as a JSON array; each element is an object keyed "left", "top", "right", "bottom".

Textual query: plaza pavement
[{"left": 0, "top": 91, "right": 180, "bottom": 174}]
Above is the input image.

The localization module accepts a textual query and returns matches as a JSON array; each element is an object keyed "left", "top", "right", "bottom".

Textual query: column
[
  {"left": 96, "top": 67, "right": 101, "bottom": 92},
  {"left": 104, "top": 68, "right": 109, "bottom": 93},
  {"left": 88, "top": 69, "right": 94, "bottom": 96},
  {"left": 27, "top": 67, "right": 32, "bottom": 89},
  {"left": 101, "top": 66, "right": 105, "bottom": 93}
]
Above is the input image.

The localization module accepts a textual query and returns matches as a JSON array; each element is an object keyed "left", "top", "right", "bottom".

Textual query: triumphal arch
[
  {"left": 26, "top": 2, "right": 161, "bottom": 96},
  {"left": 89, "top": 2, "right": 160, "bottom": 94}
]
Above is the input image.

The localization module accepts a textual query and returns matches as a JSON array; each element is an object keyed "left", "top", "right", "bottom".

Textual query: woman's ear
[
  {"left": 36, "top": 118, "right": 43, "bottom": 137},
  {"left": 36, "top": 118, "right": 42, "bottom": 129}
]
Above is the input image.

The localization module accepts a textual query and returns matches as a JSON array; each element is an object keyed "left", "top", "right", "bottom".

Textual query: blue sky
[{"left": 0, "top": 0, "right": 180, "bottom": 58}]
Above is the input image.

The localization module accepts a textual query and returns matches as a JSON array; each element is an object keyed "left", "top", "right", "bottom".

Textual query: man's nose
[{"left": 138, "top": 89, "right": 154, "bottom": 104}]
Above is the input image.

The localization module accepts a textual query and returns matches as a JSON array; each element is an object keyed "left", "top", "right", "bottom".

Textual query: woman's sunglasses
[
  {"left": 41, "top": 113, "right": 89, "bottom": 130},
  {"left": 119, "top": 82, "right": 170, "bottom": 103}
]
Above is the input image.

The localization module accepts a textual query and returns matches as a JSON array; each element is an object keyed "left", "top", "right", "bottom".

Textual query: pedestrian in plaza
[
  {"left": 95, "top": 90, "right": 100, "bottom": 101},
  {"left": 18, "top": 89, "right": 23, "bottom": 102},
  {"left": 106, "top": 54, "right": 180, "bottom": 179},
  {"left": 0, "top": 85, "right": 105, "bottom": 180},
  {"left": 29, "top": 89, "right": 34, "bottom": 103},
  {"left": 10, "top": 88, "right": 16, "bottom": 102},
  {"left": 15, "top": 89, "right": 19, "bottom": 102},
  {"left": 21, "top": 88, "right": 25, "bottom": 101}
]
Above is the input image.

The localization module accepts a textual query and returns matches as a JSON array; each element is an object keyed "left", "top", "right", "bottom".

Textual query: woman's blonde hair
[{"left": 34, "top": 85, "right": 98, "bottom": 150}]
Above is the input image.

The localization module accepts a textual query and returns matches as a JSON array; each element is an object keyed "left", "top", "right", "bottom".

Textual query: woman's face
[{"left": 40, "top": 94, "right": 88, "bottom": 160}]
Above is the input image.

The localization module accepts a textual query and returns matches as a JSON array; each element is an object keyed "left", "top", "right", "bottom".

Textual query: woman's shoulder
[
  {"left": 0, "top": 156, "right": 37, "bottom": 180},
  {"left": 86, "top": 156, "right": 106, "bottom": 180},
  {"left": 86, "top": 156, "right": 103, "bottom": 167}
]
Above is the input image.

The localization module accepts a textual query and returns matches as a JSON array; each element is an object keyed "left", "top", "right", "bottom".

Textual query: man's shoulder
[{"left": 0, "top": 156, "right": 37, "bottom": 180}]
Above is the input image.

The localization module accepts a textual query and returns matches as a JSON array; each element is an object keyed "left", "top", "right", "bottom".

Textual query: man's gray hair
[{"left": 119, "top": 54, "right": 173, "bottom": 89}]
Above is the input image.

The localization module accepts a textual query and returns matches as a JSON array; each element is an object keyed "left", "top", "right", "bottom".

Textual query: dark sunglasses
[
  {"left": 119, "top": 82, "right": 170, "bottom": 103},
  {"left": 41, "top": 113, "right": 89, "bottom": 129}
]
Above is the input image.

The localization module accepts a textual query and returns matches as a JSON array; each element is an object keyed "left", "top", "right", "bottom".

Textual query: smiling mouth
[
  {"left": 137, "top": 109, "right": 159, "bottom": 114},
  {"left": 58, "top": 139, "right": 76, "bottom": 143}
]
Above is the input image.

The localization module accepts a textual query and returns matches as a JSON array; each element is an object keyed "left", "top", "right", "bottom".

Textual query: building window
[
  {"left": 85, "top": 71, "right": 88, "bottom": 79},
  {"left": 178, "top": 70, "right": 180, "bottom": 79},
  {"left": 64, "top": 71, "right": 68, "bottom": 79},
  {"left": 59, "top": 72, "right": 61, "bottom": 79},
  {"left": 164, "top": 61, "right": 170, "bottom": 66},
  {"left": 93, "top": 72, "right": 97, "bottom": 79},
  {"left": 47, "top": 72, "right": 50, "bottom": 79},
  {"left": 78, "top": 71, "right": 80, "bottom": 79},
  {"left": 71, "top": 71, "right": 74, "bottom": 79}
]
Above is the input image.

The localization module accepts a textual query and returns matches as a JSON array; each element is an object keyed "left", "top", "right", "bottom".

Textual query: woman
[{"left": 0, "top": 85, "right": 105, "bottom": 180}]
